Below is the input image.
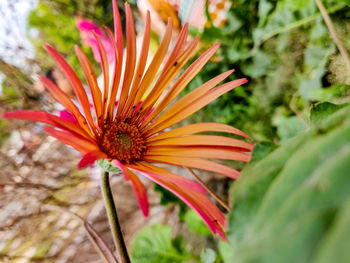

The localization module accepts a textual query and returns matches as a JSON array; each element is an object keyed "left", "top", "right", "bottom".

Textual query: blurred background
[{"left": 1, "top": 0, "right": 350, "bottom": 262}]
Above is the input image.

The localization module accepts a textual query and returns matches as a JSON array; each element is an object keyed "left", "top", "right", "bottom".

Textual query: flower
[
  {"left": 76, "top": 17, "right": 115, "bottom": 63},
  {"left": 3, "top": 1, "right": 253, "bottom": 239}
]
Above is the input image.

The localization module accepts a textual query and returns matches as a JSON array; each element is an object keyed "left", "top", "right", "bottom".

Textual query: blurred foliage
[
  {"left": 131, "top": 224, "right": 192, "bottom": 263},
  {"left": 220, "top": 102, "right": 350, "bottom": 262},
  {"left": 186, "top": 0, "right": 350, "bottom": 144}
]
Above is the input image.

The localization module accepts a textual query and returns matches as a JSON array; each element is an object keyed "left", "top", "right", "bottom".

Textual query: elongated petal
[
  {"left": 147, "top": 122, "right": 250, "bottom": 141},
  {"left": 131, "top": 161, "right": 206, "bottom": 194},
  {"left": 132, "top": 19, "right": 173, "bottom": 106},
  {"left": 104, "top": 26, "right": 123, "bottom": 122},
  {"left": 141, "top": 43, "right": 221, "bottom": 129},
  {"left": 139, "top": 28, "right": 196, "bottom": 112},
  {"left": 44, "top": 127, "right": 99, "bottom": 154},
  {"left": 147, "top": 135, "right": 253, "bottom": 151},
  {"left": 40, "top": 76, "right": 93, "bottom": 136},
  {"left": 142, "top": 70, "right": 236, "bottom": 135},
  {"left": 142, "top": 155, "right": 241, "bottom": 179},
  {"left": 128, "top": 162, "right": 226, "bottom": 238},
  {"left": 3, "top": 110, "right": 95, "bottom": 142},
  {"left": 121, "top": 11, "right": 151, "bottom": 118},
  {"left": 78, "top": 150, "right": 107, "bottom": 168},
  {"left": 146, "top": 78, "right": 248, "bottom": 135},
  {"left": 112, "top": 160, "right": 149, "bottom": 217},
  {"left": 75, "top": 45, "right": 102, "bottom": 122},
  {"left": 145, "top": 146, "right": 251, "bottom": 162},
  {"left": 45, "top": 44, "right": 96, "bottom": 136},
  {"left": 117, "top": 3, "right": 137, "bottom": 116},
  {"left": 158, "top": 23, "right": 189, "bottom": 80},
  {"left": 112, "top": 0, "right": 123, "bottom": 58},
  {"left": 136, "top": 36, "right": 199, "bottom": 122}
]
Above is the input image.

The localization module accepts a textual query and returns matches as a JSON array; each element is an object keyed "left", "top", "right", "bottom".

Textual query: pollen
[{"left": 99, "top": 121, "right": 146, "bottom": 163}]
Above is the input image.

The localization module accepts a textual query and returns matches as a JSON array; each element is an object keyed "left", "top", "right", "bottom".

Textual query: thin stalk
[
  {"left": 315, "top": 0, "right": 350, "bottom": 73},
  {"left": 100, "top": 171, "right": 131, "bottom": 263},
  {"left": 185, "top": 167, "right": 231, "bottom": 213}
]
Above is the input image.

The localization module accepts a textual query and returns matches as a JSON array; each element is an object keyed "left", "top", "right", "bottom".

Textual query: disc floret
[{"left": 100, "top": 121, "right": 145, "bottom": 163}]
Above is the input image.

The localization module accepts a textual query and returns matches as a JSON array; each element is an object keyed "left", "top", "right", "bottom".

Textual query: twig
[
  {"left": 315, "top": 0, "right": 350, "bottom": 73},
  {"left": 289, "top": 92, "right": 310, "bottom": 129},
  {"left": 185, "top": 167, "right": 231, "bottom": 213},
  {"left": 44, "top": 204, "right": 119, "bottom": 263}
]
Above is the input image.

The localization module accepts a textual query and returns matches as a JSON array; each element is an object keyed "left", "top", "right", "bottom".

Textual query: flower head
[{"left": 3, "top": 1, "right": 253, "bottom": 239}]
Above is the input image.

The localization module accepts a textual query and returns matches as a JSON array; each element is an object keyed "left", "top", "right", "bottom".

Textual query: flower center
[{"left": 99, "top": 121, "right": 145, "bottom": 163}]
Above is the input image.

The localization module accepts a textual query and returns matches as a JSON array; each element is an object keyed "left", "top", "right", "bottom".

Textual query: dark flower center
[{"left": 99, "top": 121, "right": 145, "bottom": 163}]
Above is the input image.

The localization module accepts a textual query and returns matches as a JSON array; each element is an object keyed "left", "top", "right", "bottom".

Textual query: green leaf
[
  {"left": 241, "top": 50, "right": 274, "bottom": 78},
  {"left": 250, "top": 141, "right": 278, "bottom": 163},
  {"left": 131, "top": 224, "right": 191, "bottom": 263},
  {"left": 200, "top": 248, "right": 217, "bottom": 263},
  {"left": 184, "top": 210, "right": 211, "bottom": 236},
  {"left": 223, "top": 105, "right": 350, "bottom": 263},
  {"left": 310, "top": 102, "right": 346, "bottom": 125},
  {"left": 313, "top": 197, "right": 350, "bottom": 263},
  {"left": 273, "top": 115, "right": 308, "bottom": 143}
]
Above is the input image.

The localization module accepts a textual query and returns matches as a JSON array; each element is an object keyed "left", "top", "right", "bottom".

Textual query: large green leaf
[{"left": 223, "top": 105, "right": 350, "bottom": 263}]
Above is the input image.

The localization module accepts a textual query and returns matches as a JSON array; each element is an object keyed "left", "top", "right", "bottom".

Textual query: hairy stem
[
  {"left": 100, "top": 172, "right": 130, "bottom": 263},
  {"left": 315, "top": 0, "right": 350, "bottom": 73}
]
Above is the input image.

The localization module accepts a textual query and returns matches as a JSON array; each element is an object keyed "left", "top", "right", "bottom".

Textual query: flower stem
[{"left": 100, "top": 171, "right": 131, "bottom": 263}]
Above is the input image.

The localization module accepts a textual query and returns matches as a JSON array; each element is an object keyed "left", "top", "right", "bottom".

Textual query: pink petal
[
  {"left": 112, "top": 160, "right": 149, "bottom": 217},
  {"left": 78, "top": 150, "right": 107, "bottom": 168}
]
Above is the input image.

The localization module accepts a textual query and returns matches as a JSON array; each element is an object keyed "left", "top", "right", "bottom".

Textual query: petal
[
  {"left": 74, "top": 45, "right": 102, "bottom": 123},
  {"left": 93, "top": 33, "right": 110, "bottom": 121},
  {"left": 147, "top": 135, "right": 253, "bottom": 151},
  {"left": 112, "top": 0, "right": 123, "bottom": 59},
  {"left": 112, "top": 160, "right": 149, "bottom": 217},
  {"left": 104, "top": 26, "right": 123, "bottom": 122},
  {"left": 135, "top": 36, "right": 200, "bottom": 125},
  {"left": 147, "top": 78, "right": 248, "bottom": 135},
  {"left": 145, "top": 146, "right": 251, "bottom": 162},
  {"left": 132, "top": 19, "right": 173, "bottom": 107},
  {"left": 159, "top": 23, "right": 189, "bottom": 80},
  {"left": 147, "top": 122, "right": 250, "bottom": 141},
  {"left": 129, "top": 161, "right": 206, "bottom": 194},
  {"left": 128, "top": 162, "right": 226, "bottom": 238},
  {"left": 3, "top": 110, "right": 95, "bottom": 141},
  {"left": 40, "top": 76, "right": 93, "bottom": 136},
  {"left": 116, "top": 3, "right": 137, "bottom": 117},
  {"left": 143, "top": 72, "right": 243, "bottom": 136},
  {"left": 78, "top": 150, "right": 107, "bottom": 168},
  {"left": 140, "top": 43, "right": 221, "bottom": 129},
  {"left": 44, "top": 127, "right": 99, "bottom": 155},
  {"left": 121, "top": 11, "right": 151, "bottom": 118},
  {"left": 142, "top": 155, "right": 241, "bottom": 179},
  {"left": 45, "top": 44, "right": 97, "bottom": 136}
]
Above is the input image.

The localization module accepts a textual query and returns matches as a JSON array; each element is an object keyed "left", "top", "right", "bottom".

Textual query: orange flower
[{"left": 3, "top": 1, "right": 253, "bottom": 239}]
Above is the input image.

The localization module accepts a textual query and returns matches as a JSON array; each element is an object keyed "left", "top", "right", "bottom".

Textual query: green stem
[{"left": 100, "top": 171, "right": 131, "bottom": 263}]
